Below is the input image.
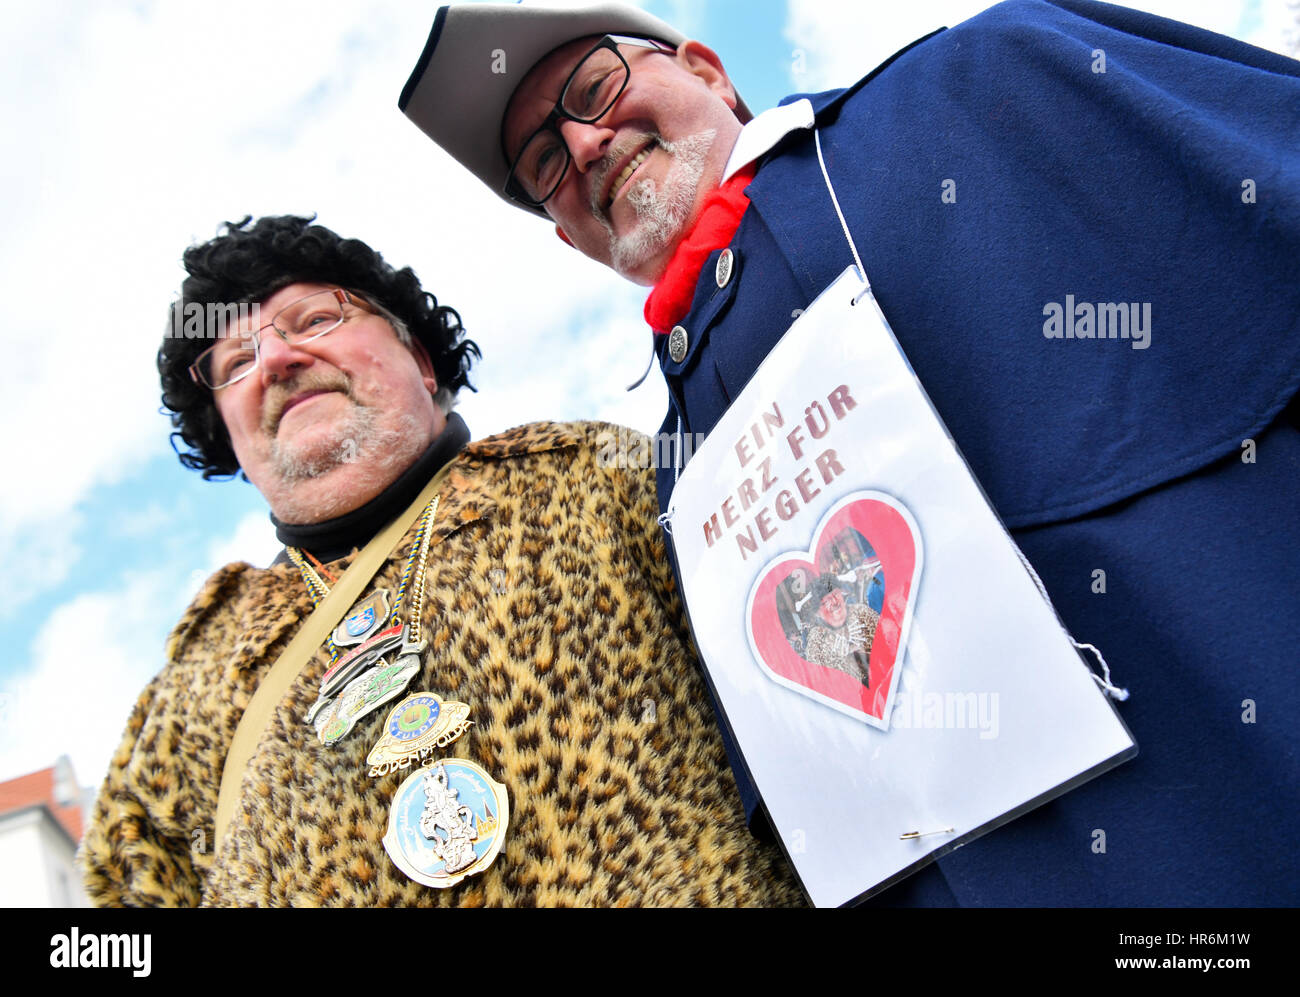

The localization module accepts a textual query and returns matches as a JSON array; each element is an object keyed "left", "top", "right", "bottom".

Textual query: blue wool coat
[{"left": 654, "top": 0, "right": 1300, "bottom": 906}]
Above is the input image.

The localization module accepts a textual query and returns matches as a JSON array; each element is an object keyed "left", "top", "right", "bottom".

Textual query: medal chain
[
  {"left": 286, "top": 495, "right": 441, "bottom": 662},
  {"left": 396, "top": 497, "right": 439, "bottom": 646},
  {"left": 286, "top": 547, "right": 340, "bottom": 660},
  {"left": 390, "top": 496, "right": 439, "bottom": 638},
  {"left": 287, "top": 547, "right": 331, "bottom": 600}
]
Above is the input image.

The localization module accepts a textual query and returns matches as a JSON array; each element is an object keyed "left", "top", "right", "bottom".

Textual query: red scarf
[{"left": 643, "top": 164, "right": 757, "bottom": 336}]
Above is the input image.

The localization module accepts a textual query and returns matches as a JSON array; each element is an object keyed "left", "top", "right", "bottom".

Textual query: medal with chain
[
  {"left": 354, "top": 530, "right": 507, "bottom": 889},
  {"left": 292, "top": 495, "right": 509, "bottom": 887},
  {"left": 372, "top": 685, "right": 508, "bottom": 888},
  {"left": 289, "top": 497, "right": 439, "bottom": 746}
]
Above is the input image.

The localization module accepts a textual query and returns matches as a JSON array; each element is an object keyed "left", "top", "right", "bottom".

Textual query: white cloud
[
  {"left": 192, "top": 510, "right": 283, "bottom": 584},
  {"left": 0, "top": 570, "right": 183, "bottom": 790},
  {"left": 785, "top": 0, "right": 985, "bottom": 91},
  {"left": 783, "top": 0, "right": 1298, "bottom": 92},
  {"left": 0, "top": 1, "right": 670, "bottom": 611},
  {"left": 0, "top": 517, "right": 83, "bottom": 620}
]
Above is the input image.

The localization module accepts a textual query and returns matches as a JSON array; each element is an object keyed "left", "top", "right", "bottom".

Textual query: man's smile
[
  {"left": 592, "top": 134, "right": 660, "bottom": 217},
  {"left": 594, "top": 129, "right": 715, "bottom": 283},
  {"left": 599, "top": 137, "right": 659, "bottom": 213}
]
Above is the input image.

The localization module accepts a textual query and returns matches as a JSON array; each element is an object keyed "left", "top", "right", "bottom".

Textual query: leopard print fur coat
[{"left": 80, "top": 421, "right": 803, "bottom": 907}]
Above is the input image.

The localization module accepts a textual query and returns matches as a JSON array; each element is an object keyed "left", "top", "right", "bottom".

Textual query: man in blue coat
[{"left": 400, "top": 0, "right": 1300, "bottom": 905}]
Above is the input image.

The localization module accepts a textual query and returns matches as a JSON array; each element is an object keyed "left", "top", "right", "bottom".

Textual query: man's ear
[
  {"left": 677, "top": 40, "right": 739, "bottom": 113},
  {"left": 409, "top": 339, "right": 439, "bottom": 395},
  {"left": 555, "top": 225, "right": 574, "bottom": 248}
]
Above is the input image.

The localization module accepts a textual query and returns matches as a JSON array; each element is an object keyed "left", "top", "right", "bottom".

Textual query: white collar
[{"left": 722, "top": 98, "right": 816, "bottom": 182}]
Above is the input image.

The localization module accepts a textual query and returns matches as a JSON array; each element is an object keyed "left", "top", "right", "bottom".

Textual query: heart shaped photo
[{"left": 745, "top": 492, "right": 922, "bottom": 728}]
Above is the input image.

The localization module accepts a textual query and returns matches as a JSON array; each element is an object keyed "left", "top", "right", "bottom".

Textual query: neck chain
[
  {"left": 287, "top": 496, "right": 440, "bottom": 664},
  {"left": 293, "top": 496, "right": 442, "bottom": 748}
]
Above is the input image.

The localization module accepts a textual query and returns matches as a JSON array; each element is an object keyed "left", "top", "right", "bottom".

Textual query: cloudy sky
[{"left": 0, "top": 0, "right": 1294, "bottom": 798}]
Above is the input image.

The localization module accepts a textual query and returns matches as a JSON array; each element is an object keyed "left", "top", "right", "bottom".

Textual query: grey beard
[
  {"left": 269, "top": 404, "right": 416, "bottom": 484},
  {"left": 262, "top": 407, "right": 432, "bottom": 525},
  {"left": 602, "top": 129, "right": 715, "bottom": 280}
]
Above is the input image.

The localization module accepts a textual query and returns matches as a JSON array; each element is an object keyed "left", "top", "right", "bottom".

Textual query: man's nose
[
  {"left": 256, "top": 331, "right": 315, "bottom": 385},
  {"left": 559, "top": 118, "right": 614, "bottom": 175}
]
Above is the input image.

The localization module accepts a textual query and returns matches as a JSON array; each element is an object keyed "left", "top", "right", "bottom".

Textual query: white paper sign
[{"left": 668, "top": 267, "right": 1136, "bottom": 907}]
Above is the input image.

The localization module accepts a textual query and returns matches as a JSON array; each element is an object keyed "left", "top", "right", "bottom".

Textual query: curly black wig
[{"left": 158, "top": 214, "right": 480, "bottom": 479}]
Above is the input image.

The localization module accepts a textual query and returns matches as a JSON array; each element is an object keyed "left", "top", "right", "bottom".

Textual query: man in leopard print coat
[
  {"left": 80, "top": 215, "right": 801, "bottom": 907},
  {"left": 800, "top": 576, "right": 877, "bottom": 686}
]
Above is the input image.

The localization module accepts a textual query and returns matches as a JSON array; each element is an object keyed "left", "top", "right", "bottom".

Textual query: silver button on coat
[
  {"left": 668, "top": 325, "right": 689, "bottom": 363},
  {"left": 715, "top": 248, "right": 734, "bottom": 288}
]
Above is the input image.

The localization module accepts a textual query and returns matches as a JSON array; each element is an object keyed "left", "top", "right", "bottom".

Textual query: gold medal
[{"left": 366, "top": 692, "right": 473, "bottom": 777}]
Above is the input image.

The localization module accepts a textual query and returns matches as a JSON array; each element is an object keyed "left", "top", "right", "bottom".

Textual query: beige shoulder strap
[{"left": 214, "top": 465, "right": 453, "bottom": 846}]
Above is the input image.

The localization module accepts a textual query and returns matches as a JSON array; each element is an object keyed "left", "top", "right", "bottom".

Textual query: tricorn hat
[{"left": 399, "top": 2, "right": 746, "bottom": 219}]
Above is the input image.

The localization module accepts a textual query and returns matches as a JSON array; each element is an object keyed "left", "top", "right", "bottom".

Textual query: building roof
[{"left": 0, "top": 759, "right": 83, "bottom": 842}]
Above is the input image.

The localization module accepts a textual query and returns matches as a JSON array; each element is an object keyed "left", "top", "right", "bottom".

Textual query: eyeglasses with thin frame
[
  {"left": 188, "top": 287, "right": 373, "bottom": 390},
  {"left": 504, "top": 34, "right": 674, "bottom": 208}
]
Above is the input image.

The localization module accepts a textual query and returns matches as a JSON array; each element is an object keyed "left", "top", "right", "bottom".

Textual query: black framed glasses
[
  {"left": 504, "top": 35, "right": 673, "bottom": 208},
  {"left": 188, "top": 288, "right": 373, "bottom": 390}
]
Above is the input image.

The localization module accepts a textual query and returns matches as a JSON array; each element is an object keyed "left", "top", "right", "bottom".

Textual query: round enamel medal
[{"left": 383, "top": 758, "right": 509, "bottom": 889}]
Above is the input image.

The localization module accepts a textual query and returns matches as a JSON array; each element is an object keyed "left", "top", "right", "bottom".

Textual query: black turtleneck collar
[{"left": 270, "top": 412, "right": 471, "bottom": 565}]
